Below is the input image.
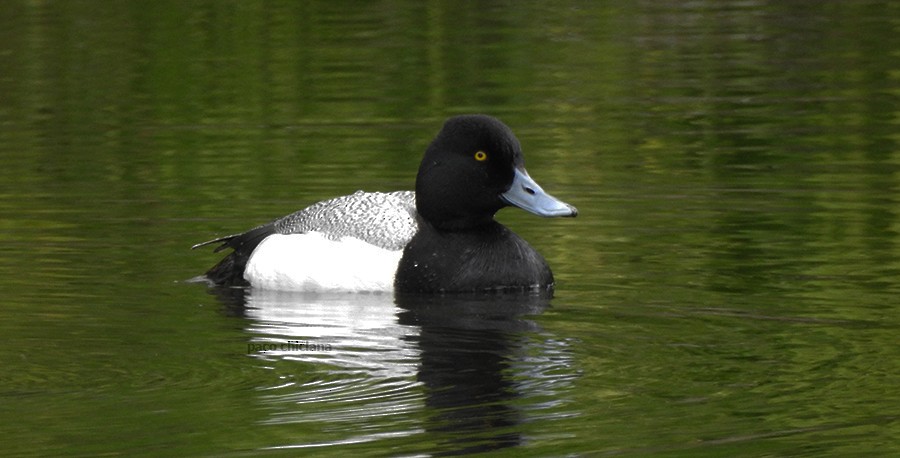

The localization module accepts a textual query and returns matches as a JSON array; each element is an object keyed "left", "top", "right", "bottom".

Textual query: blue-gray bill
[{"left": 501, "top": 168, "right": 578, "bottom": 217}]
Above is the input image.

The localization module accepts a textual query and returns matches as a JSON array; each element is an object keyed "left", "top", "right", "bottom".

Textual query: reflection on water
[
  {"left": 245, "top": 290, "right": 418, "bottom": 379},
  {"left": 395, "top": 294, "right": 557, "bottom": 454},
  {"left": 211, "top": 287, "right": 574, "bottom": 454}
]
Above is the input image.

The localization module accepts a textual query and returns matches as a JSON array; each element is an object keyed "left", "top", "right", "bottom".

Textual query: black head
[
  {"left": 416, "top": 115, "right": 523, "bottom": 229},
  {"left": 415, "top": 115, "right": 576, "bottom": 230}
]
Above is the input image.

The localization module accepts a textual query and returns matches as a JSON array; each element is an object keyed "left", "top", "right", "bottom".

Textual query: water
[{"left": 1, "top": 1, "right": 898, "bottom": 456}]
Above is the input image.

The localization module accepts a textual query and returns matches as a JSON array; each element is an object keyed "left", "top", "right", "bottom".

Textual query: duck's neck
[{"left": 423, "top": 213, "right": 498, "bottom": 232}]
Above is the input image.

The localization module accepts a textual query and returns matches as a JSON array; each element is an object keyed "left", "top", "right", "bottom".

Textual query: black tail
[{"left": 192, "top": 223, "right": 276, "bottom": 287}]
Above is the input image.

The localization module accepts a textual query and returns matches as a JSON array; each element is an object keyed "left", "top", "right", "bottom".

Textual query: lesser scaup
[{"left": 194, "top": 114, "right": 577, "bottom": 293}]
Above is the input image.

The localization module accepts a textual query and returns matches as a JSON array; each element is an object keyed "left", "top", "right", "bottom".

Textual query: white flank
[{"left": 244, "top": 232, "right": 404, "bottom": 292}]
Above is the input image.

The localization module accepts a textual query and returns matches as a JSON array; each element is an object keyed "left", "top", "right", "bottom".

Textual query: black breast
[{"left": 394, "top": 221, "right": 554, "bottom": 293}]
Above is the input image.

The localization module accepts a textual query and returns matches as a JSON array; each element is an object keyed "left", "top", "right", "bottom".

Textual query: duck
[{"left": 193, "top": 114, "right": 577, "bottom": 294}]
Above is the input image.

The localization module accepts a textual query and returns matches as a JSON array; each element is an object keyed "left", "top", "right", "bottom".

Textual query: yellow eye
[{"left": 474, "top": 151, "right": 488, "bottom": 162}]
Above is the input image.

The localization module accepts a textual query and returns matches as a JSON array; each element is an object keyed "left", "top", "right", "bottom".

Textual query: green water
[{"left": 1, "top": 1, "right": 898, "bottom": 456}]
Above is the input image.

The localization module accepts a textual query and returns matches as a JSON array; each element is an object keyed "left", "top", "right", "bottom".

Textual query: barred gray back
[{"left": 273, "top": 191, "right": 417, "bottom": 251}]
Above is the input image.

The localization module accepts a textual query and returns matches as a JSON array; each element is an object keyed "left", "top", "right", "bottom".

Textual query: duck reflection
[
  {"left": 205, "top": 286, "right": 568, "bottom": 455},
  {"left": 396, "top": 292, "right": 551, "bottom": 454}
]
